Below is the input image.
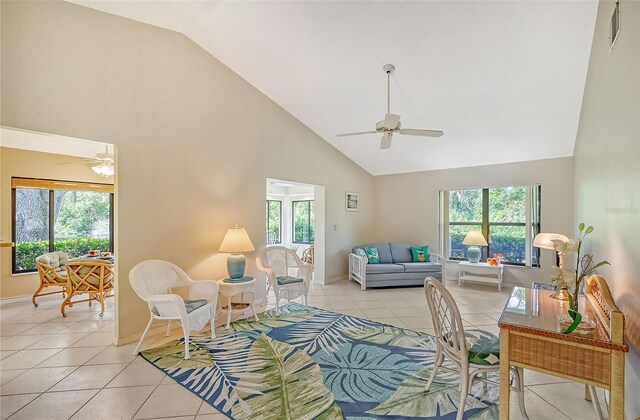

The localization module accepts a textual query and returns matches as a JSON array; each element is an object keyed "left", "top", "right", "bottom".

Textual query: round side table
[{"left": 216, "top": 277, "right": 260, "bottom": 329}]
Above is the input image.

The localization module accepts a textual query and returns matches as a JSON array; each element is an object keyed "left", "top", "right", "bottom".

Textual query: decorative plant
[{"left": 551, "top": 223, "right": 610, "bottom": 333}]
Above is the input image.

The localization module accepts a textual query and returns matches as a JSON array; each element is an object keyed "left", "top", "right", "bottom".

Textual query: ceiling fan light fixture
[{"left": 92, "top": 162, "right": 114, "bottom": 177}]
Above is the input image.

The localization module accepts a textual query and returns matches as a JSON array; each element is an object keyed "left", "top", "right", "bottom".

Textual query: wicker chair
[
  {"left": 129, "top": 260, "right": 219, "bottom": 359},
  {"left": 424, "top": 277, "right": 528, "bottom": 420},
  {"left": 33, "top": 252, "right": 71, "bottom": 307},
  {"left": 61, "top": 259, "right": 114, "bottom": 318},
  {"left": 256, "top": 246, "right": 312, "bottom": 314}
]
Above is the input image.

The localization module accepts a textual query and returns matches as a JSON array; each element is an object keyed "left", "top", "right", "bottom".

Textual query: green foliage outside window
[
  {"left": 293, "top": 200, "right": 314, "bottom": 244},
  {"left": 266, "top": 200, "right": 281, "bottom": 243},
  {"left": 15, "top": 238, "right": 111, "bottom": 271}
]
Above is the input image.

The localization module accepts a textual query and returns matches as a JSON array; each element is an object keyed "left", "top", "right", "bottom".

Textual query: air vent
[{"left": 609, "top": 1, "right": 621, "bottom": 53}]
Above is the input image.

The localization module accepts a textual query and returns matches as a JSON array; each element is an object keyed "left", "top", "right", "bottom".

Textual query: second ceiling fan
[{"left": 337, "top": 64, "right": 444, "bottom": 150}]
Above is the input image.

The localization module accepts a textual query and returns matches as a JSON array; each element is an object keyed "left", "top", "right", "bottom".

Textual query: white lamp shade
[
  {"left": 219, "top": 226, "right": 255, "bottom": 253},
  {"left": 462, "top": 230, "right": 488, "bottom": 246},
  {"left": 533, "top": 233, "right": 569, "bottom": 250}
]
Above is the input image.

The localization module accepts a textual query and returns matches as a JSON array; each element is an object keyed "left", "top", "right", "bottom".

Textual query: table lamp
[
  {"left": 533, "top": 232, "right": 570, "bottom": 300},
  {"left": 219, "top": 225, "right": 255, "bottom": 279},
  {"left": 462, "top": 230, "right": 488, "bottom": 263}
]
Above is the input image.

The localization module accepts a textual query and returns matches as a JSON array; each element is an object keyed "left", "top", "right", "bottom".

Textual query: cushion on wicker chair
[
  {"left": 152, "top": 299, "right": 207, "bottom": 316},
  {"left": 276, "top": 276, "right": 304, "bottom": 285},
  {"left": 465, "top": 329, "right": 501, "bottom": 365}
]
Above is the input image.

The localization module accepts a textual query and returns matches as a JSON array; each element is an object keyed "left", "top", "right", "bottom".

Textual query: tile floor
[{"left": 0, "top": 279, "right": 606, "bottom": 419}]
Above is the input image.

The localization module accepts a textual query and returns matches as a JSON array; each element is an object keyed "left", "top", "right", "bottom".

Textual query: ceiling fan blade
[
  {"left": 380, "top": 132, "right": 392, "bottom": 150},
  {"left": 383, "top": 113, "right": 401, "bottom": 129},
  {"left": 336, "top": 131, "right": 378, "bottom": 137},
  {"left": 55, "top": 159, "right": 100, "bottom": 165},
  {"left": 399, "top": 128, "right": 444, "bottom": 137}
]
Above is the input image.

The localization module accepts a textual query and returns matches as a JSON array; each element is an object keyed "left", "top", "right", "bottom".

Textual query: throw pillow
[
  {"left": 411, "top": 245, "right": 431, "bottom": 262},
  {"left": 364, "top": 246, "right": 380, "bottom": 264},
  {"left": 355, "top": 248, "right": 368, "bottom": 264}
]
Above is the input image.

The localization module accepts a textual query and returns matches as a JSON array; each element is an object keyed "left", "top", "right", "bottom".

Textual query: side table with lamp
[
  {"left": 218, "top": 225, "right": 260, "bottom": 328},
  {"left": 462, "top": 230, "right": 488, "bottom": 263}
]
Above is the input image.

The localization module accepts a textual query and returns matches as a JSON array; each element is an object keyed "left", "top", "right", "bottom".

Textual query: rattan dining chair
[
  {"left": 61, "top": 259, "right": 114, "bottom": 318},
  {"left": 424, "top": 277, "right": 529, "bottom": 420},
  {"left": 129, "top": 260, "right": 219, "bottom": 359},
  {"left": 33, "top": 252, "right": 71, "bottom": 307},
  {"left": 256, "top": 246, "right": 312, "bottom": 314}
]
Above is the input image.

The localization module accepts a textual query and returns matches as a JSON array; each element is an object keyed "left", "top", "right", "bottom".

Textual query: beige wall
[
  {"left": 573, "top": 1, "right": 640, "bottom": 417},
  {"left": 373, "top": 157, "right": 575, "bottom": 287},
  {"left": 0, "top": 1, "right": 376, "bottom": 341},
  {"left": 0, "top": 147, "right": 113, "bottom": 298}
]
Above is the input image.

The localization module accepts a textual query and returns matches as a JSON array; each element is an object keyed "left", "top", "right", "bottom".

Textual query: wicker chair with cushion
[
  {"left": 61, "top": 259, "right": 114, "bottom": 318},
  {"left": 33, "top": 252, "right": 71, "bottom": 307},
  {"left": 424, "top": 277, "right": 529, "bottom": 420},
  {"left": 129, "top": 260, "right": 219, "bottom": 359},
  {"left": 256, "top": 246, "right": 312, "bottom": 314}
]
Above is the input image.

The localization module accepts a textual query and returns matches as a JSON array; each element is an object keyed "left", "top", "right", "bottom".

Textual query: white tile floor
[{"left": 0, "top": 279, "right": 606, "bottom": 419}]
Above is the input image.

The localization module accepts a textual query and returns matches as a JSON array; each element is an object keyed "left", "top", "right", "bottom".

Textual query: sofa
[{"left": 349, "top": 243, "right": 445, "bottom": 290}]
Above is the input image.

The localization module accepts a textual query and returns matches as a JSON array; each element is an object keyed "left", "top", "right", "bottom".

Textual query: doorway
[{"left": 265, "top": 178, "right": 325, "bottom": 284}]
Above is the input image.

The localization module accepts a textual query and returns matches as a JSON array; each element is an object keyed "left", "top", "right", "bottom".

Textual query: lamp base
[
  {"left": 550, "top": 285, "right": 571, "bottom": 301},
  {"left": 466, "top": 246, "right": 481, "bottom": 263},
  {"left": 227, "top": 254, "right": 246, "bottom": 279}
]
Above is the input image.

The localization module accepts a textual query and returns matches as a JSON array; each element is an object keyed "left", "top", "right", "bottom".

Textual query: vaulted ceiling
[{"left": 72, "top": 1, "right": 597, "bottom": 175}]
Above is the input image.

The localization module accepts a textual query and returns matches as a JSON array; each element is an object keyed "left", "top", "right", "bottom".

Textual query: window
[
  {"left": 265, "top": 200, "right": 282, "bottom": 244},
  {"left": 12, "top": 178, "right": 114, "bottom": 273},
  {"left": 292, "top": 200, "right": 314, "bottom": 244},
  {"left": 442, "top": 185, "right": 540, "bottom": 266}
]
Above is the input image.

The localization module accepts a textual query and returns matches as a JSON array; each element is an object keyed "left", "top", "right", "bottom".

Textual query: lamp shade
[
  {"left": 533, "top": 233, "right": 569, "bottom": 250},
  {"left": 219, "top": 226, "right": 255, "bottom": 253},
  {"left": 462, "top": 230, "right": 488, "bottom": 247}
]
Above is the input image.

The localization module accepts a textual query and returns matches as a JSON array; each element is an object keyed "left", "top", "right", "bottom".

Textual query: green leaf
[
  {"left": 231, "top": 334, "right": 342, "bottom": 420},
  {"left": 578, "top": 223, "right": 585, "bottom": 232},
  {"left": 585, "top": 226, "right": 594, "bottom": 234},
  {"left": 225, "top": 307, "right": 320, "bottom": 334},
  {"left": 141, "top": 340, "right": 214, "bottom": 369},
  {"left": 368, "top": 367, "right": 488, "bottom": 417},
  {"left": 342, "top": 324, "right": 428, "bottom": 349}
]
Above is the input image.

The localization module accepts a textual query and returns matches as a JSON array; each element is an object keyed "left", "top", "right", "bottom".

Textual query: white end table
[
  {"left": 216, "top": 277, "right": 260, "bottom": 329},
  {"left": 458, "top": 261, "right": 504, "bottom": 291}
]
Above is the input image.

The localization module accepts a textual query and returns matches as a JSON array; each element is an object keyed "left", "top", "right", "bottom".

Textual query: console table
[
  {"left": 498, "top": 275, "right": 628, "bottom": 419},
  {"left": 458, "top": 261, "right": 504, "bottom": 291}
]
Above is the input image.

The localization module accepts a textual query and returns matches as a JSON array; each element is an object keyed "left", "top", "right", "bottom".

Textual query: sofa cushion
[
  {"left": 364, "top": 247, "right": 380, "bottom": 264},
  {"left": 389, "top": 243, "right": 413, "bottom": 263},
  {"left": 354, "top": 243, "right": 392, "bottom": 264},
  {"left": 399, "top": 262, "right": 442, "bottom": 273},
  {"left": 411, "top": 246, "right": 431, "bottom": 262},
  {"left": 365, "top": 264, "right": 404, "bottom": 274}
]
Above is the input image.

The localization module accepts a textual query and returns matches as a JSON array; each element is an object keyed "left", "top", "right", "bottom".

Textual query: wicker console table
[{"left": 498, "top": 275, "right": 628, "bottom": 419}]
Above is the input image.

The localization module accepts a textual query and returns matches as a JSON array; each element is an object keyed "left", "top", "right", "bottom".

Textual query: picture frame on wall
[{"left": 346, "top": 191, "right": 359, "bottom": 212}]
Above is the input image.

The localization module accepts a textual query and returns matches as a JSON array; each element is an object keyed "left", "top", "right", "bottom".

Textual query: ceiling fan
[
  {"left": 337, "top": 64, "right": 444, "bottom": 150},
  {"left": 56, "top": 146, "right": 114, "bottom": 177}
]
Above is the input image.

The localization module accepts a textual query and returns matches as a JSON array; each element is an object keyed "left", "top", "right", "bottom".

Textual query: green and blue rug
[{"left": 140, "top": 303, "right": 499, "bottom": 419}]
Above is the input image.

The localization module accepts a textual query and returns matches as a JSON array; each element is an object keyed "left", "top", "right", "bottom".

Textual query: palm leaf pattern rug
[{"left": 140, "top": 303, "right": 499, "bottom": 419}]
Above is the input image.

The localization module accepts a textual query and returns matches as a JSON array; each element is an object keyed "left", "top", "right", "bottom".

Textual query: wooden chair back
[
  {"left": 66, "top": 260, "right": 114, "bottom": 294},
  {"left": 424, "top": 277, "right": 467, "bottom": 362},
  {"left": 585, "top": 275, "right": 625, "bottom": 345}
]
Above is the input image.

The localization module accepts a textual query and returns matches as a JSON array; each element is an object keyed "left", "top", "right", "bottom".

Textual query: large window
[
  {"left": 443, "top": 185, "right": 540, "bottom": 266},
  {"left": 12, "top": 178, "right": 114, "bottom": 273},
  {"left": 292, "top": 200, "right": 314, "bottom": 244},
  {"left": 265, "top": 200, "right": 282, "bottom": 244}
]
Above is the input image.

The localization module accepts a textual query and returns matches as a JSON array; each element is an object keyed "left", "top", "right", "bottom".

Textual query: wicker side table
[{"left": 216, "top": 277, "right": 260, "bottom": 329}]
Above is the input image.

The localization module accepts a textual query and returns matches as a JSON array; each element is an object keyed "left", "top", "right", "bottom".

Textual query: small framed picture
[{"left": 346, "top": 191, "right": 359, "bottom": 212}]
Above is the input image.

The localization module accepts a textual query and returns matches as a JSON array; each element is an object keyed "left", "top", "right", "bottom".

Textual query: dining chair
[
  {"left": 61, "top": 259, "right": 114, "bottom": 317},
  {"left": 255, "top": 246, "right": 312, "bottom": 314},
  {"left": 424, "top": 277, "right": 529, "bottom": 420},
  {"left": 129, "top": 260, "right": 219, "bottom": 359},
  {"left": 33, "top": 252, "right": 71, "bottom": 307}
]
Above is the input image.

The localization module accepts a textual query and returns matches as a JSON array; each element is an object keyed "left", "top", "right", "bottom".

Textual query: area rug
[{"left": 140, "top": 303, "right": 499, "bottom": 419}]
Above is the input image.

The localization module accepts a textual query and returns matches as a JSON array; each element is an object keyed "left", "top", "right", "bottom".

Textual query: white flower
[{"left": 552, "top": 239, "right": 578, "bottom": 254}]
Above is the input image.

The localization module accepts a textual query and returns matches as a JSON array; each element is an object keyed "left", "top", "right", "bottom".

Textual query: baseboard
[
  {"left": 0, "top": 294, "right": 31, "bottom": 303},
  {"left": 325, "top": 275, "right": 348, "bottom": 284},
  {"left": 115, "top": 322, "right": 172, "bottom": 347}
]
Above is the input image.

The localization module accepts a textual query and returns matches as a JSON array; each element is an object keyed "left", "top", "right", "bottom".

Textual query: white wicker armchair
[
  {"left": 255, "top": 246, "right": 312, "bottom": 314},
  {"left": 129, "top": 260, "right": 219, "bottom": 359}
]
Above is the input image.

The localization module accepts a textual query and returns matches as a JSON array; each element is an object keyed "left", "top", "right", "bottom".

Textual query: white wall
[
  {"left": 373, "top": 157, "right": 575, "bottom": 287},
  {"left": 0, "top": 0, "right": 376, "bottom": 341},
  {"left": 573, "top": 1, "right": 640, "bottom": 417}
]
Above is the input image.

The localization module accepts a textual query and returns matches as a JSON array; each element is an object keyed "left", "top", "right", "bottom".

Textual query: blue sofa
[{"left": 349, "top": 242, "right": 445, "bottom": 290}]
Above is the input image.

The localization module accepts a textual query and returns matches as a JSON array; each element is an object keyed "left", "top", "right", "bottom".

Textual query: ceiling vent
[{"left": 609, "top": 1, "right": 621, "bottom": 53}]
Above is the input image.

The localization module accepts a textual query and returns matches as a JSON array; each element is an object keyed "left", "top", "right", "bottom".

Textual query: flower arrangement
[{"left": 550, "top": 223, "right": 610, "bottom": 334}]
